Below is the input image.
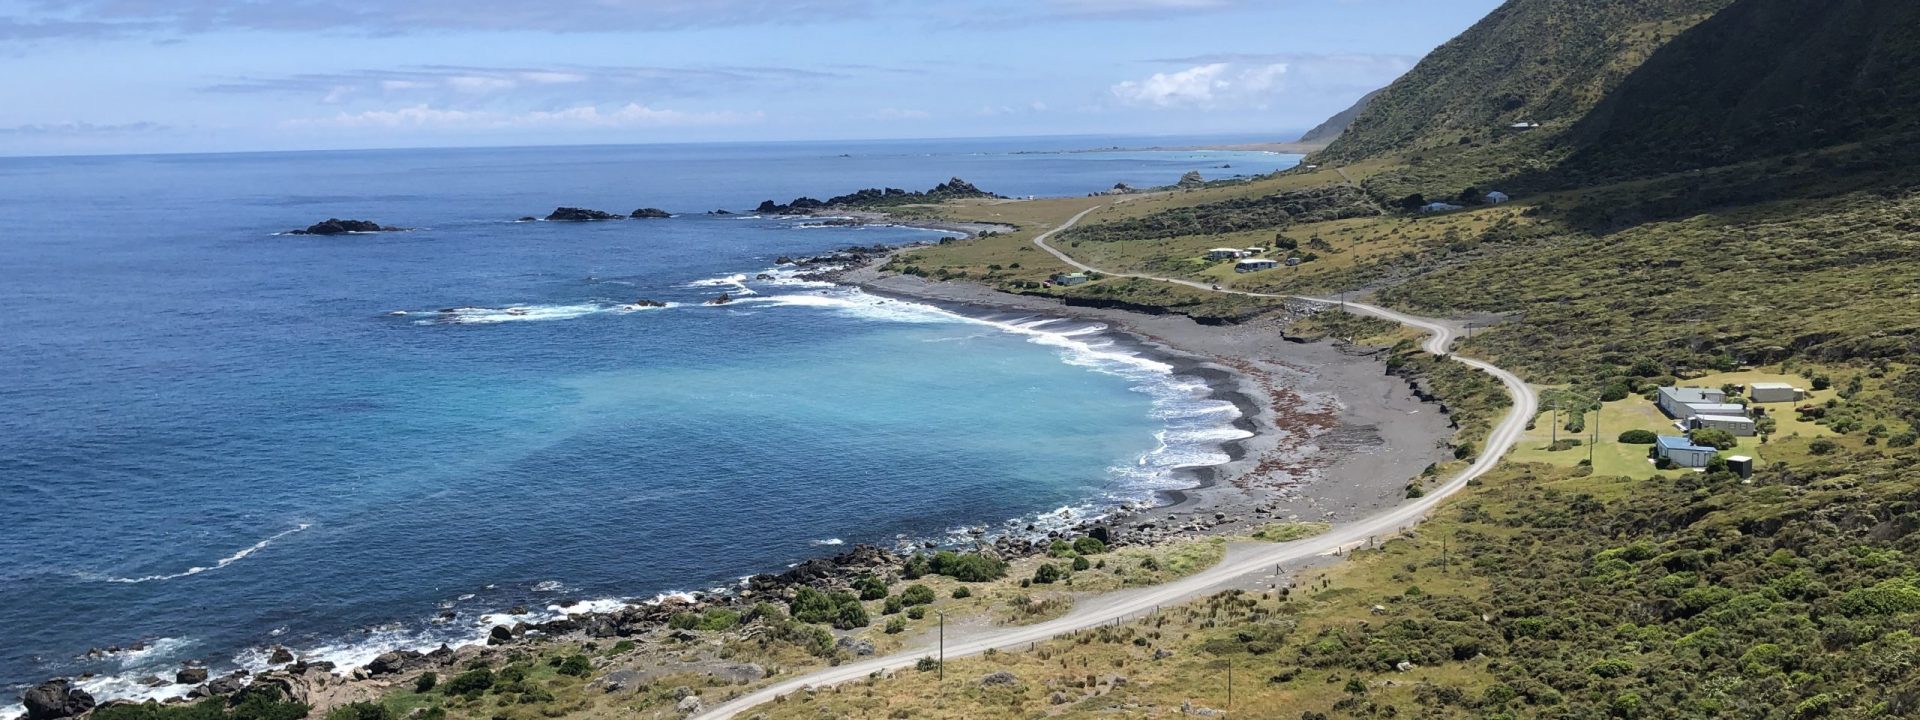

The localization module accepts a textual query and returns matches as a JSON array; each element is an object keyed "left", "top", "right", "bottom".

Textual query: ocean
[{"left": 0, "top": 136, "right": 1299, "bottom": 704}]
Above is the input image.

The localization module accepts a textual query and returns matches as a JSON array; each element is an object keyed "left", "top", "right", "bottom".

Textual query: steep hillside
[
  {"left": 1297, "top": 88, "right": 1383, "bottom": 144},
  {"left": 1557, "top": 0, "right": 1920, "bottom": 181},
  {"left": 1316, "top": 0, "right": 1731, "bottom": 164}
]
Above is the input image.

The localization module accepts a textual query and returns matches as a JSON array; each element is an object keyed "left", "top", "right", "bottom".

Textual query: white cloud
[
  {"left": 285, "top": 103, "right": 764, "bottom": 130},
  {"left": 1112, "top": 54, "right": 1411, "bottom": 110},
  {"left": 447, "top": 75, "right": 518, "bottom": 93},
  {"left": 865, "top": 108, "right": 931, "bottom": 121},
  {"left": 1110, "top": 63, "right": 1233, "bottom": 108}
]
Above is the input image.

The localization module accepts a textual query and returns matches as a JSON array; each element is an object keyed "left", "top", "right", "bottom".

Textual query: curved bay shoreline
[{"left": 12, "top": 252, "right": 1454, "bottom": 719}]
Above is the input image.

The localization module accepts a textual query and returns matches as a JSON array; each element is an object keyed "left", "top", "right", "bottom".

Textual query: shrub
[
  {"left": 928, "top": 551, "right": 1007, "bottom": 582},
  {"left": 1618, "top": 429, "right": 1659, "bottom": 444},
  {"left": 1048, "top": 539, "right": 1076, "bottom": 558},
  {"left": 885, "top": 616, "right": 907, "bottom": 634},
  {"left": 667, "top": 612, "right": 699, "bottom": 630},
  {"left": 1033, "top": 563, "right": 1063, "bottom": 584},
  {"left": 1809, "top": 438, "right": 1838, "bottom": 455},
  {"left": 854, "top": 575, "right": 889, "bottom": 601},
  {"left": 900, "top": 584, "right": 936, "bottom": 606},
  {"left": 951, "top": 587, "right": 971, "bottom": 599},
  {"left": 902, "top": 554, "right": 932, "bottom": 579},
  {"left": 1071, "top": 556, "right": 1091, "bottom": 571},
  {"left": 883, "top": 596, "right": 905, "bottom": 614},
  {"left": 325, "top": 703, "right": 393, "bottom": 720},
  {"left": 834, "top": 601, "right": 870, "bottom": 630},
  {"left": 413, "top": 671, "right": 437, "bottom": 693},
  {"left": 444, "top": 667, "right": 494, "bottom": 697},
  {"left": 556, "top": 654, "right": 592, "bottom": 678},
  {"left": 1691, "top": 427, "right": 1738, "bottom": 450},
  {"left": 1072, "top": 536, "right": 1107, "bottom": 555},
  {"left": 790, "top": 588, "right": 862, "bottom": 626},
  {"left": 906, "top": 606, "right": 927, "bottom": 620}
]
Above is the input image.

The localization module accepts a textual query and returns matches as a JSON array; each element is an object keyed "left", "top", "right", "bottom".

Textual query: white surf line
[
  {"left": 101, "top": 524, "right": 313, "bottom": 584},
  {"left": 697, "top": 198, "right": 1538, "bottom": 720}
]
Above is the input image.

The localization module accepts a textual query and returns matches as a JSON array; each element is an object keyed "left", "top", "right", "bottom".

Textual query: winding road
[{"left": 698, "top": 201, "right": 1538, "bottom": 719}]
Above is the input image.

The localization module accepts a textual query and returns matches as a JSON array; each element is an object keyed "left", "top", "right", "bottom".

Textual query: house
[
  {"left": 1236, "top": 258, "right": 1280, "bottom": 273},
  {"left": 1051, "top": 272, "right": 1089, "bottom": 286},
  {"left": 1746, "top": 382, "right": 1806, "bottom": 403},
  {"left": 1690, "top": 414, "right": 1757, "bottom": 436},
  {"left": 1485, "top": 191, "right": 1511, "bottom": 204},
  {"left": 1654, "top": 435, "right": 1717, "bottom": 469},
  {"left": 1244, "top": 247, "right": 1267, "bottom": 255},
  {"left": 1285, "top": 256, "right": 1303, "bottom": 267},
  {"left": 1421, "top": 202, "right": 1465, "bottom": 213},
  {"left": 1656, "top": 387, "right": 1727, "bottom": 418},
  {"left": 1207, "top": 248, "right": 1247, "bottom": 261},
  {"left": 1684, "top": 402, "right": 1750, "bottom": 419}
]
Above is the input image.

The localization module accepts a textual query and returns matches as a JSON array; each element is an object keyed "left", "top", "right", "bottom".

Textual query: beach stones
[
  {"left": 175, "top": 667, "right": 209, "bottom": 685},
  {"left": 21, "top": 679, "right": 94, "bottom": 720}
]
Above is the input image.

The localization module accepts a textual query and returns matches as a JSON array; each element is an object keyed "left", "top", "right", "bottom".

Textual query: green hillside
[
  {"left": 1556, "top": 0, "right": 1920, "bottom": 181},
  {"left": 1297, "top": 88, "right": 1384, "bottom": 144},
  {"left": 1316, "top": 0, "right": 1731, "bottom": 164}
]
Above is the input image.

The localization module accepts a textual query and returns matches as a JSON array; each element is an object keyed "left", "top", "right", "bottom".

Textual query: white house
[
  {"left": 1421, "top": 202, "right": 1465, "bottom": 213},
  {"left": 1656, "top": 387, "right": 1727, "bottom": 418},
  {"left": 1207, "top": 248, "right": 1247, "bottom": 261},
  {"left": 1746, "top": 382, "right": 1806, "bottom": 403},
  {"left": 1486, "top": 191, "right": 1511, "bottom": 204},
  {"left": 1655, "top": 435, "right": 1716, "bottom": 469},
  {"left": 1236, "top": 258, "right": 1280, "bottom": 273},
  {"left": 1244, "top": 247, "right": 1267, "bottom": 255},
  {"left": 1691, "top": 414, "right": 1757, "bottom": 437},
  {"left": 1051, "top": 272, "right": 1089, "bottom": 286}
]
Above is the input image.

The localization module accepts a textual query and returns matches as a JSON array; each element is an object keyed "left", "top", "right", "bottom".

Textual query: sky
[{"left": 0, "top": 0, "right": 1505, "bottom": 156}]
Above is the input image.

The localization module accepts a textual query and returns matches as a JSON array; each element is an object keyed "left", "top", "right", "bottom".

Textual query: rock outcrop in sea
[
  {"left": 629, "top": 208, "right": 671, "bottom": 219},
  {"left": 755, "top": 177, "right": 1002, "bottom": 215},
  {"left": 286, "top": 219, "right": 407, "bottom": 235},
  {"left": 544, "top": 207, "right": 625, "bottom": 222}
]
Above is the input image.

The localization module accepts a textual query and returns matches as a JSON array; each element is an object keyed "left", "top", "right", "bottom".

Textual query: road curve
[{"left": 697, "top": 202, "right": 1538, "bottom": 720}]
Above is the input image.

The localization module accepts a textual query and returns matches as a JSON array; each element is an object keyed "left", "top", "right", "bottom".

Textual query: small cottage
[
  {"left": 1207, "top": 248, "right": 1247, "bottom": 261},
  {"left": 1690, "top": 414, "right": 1757, "bottom": 437},
  {"left": 1654, "top": 435, "right": 1716, "bottom": 469},
  {"left": 1485, "top": 191, "right": 1511, "bottom": 204},
  {"left": 1746, "top": 382, "right": 1806, "bottom": 403},
  {"left": 1235, "top": 258, "right": 1280, "bottom": 273},
  {"left": 1052, "top": 272, "right": 1089, "bottom": 286}
]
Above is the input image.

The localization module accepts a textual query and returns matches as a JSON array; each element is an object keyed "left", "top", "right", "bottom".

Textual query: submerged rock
[
  {"left": 544, "top": 207, "right": 625, "bottom": 222},
  {"left": 706, "top": 293, "right": 732, "bottom": 306},
  {"left": 287, "top": 219, "right": 405, "bottom": 235},
  {"left": 629, "top": 208, "right": 671, "bottom": 219},
  {"left": 707, "top": 209, "right": 733, "bottom": 215},
  {"left": 21, "top": 680, "right": 94, "bottom": 720}
]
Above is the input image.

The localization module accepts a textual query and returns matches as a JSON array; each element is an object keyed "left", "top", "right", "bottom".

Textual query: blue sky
[{"left": 0, "top": 0, "right": 1504, "bottom": 155}]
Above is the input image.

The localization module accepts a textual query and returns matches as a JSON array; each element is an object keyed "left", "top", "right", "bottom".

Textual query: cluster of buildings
[
  {"left": 1420, "top": 191, "right": 1510, "bottom": 214},
  {"left": 1206, "top": 246, "right": 1301, "bottom": 273},
  {"left": 1650, "top": 381, "right": 1808, "bottom": 469}
]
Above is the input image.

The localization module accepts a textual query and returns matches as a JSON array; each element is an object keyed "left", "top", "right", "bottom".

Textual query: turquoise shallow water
[{"left": 0, "top": 136, "right": 1298, "bottom": 703}]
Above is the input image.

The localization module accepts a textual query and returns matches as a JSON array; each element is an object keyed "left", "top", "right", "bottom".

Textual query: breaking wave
[{"left": 95, "top": 525, "right": 311, "bottom": 584}]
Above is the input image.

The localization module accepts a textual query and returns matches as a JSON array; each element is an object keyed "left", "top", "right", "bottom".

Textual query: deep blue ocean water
[{"left": 0, "top": 136, "right": 1298, "bottom": 703}]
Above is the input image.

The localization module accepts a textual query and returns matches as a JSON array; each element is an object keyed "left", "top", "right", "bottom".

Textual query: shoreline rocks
[
  {"left": 287, "top": 219, "right": 406, "bottom": 235},
  {"left": 22, "top": 680, "right": 94, "bottom": 720}
]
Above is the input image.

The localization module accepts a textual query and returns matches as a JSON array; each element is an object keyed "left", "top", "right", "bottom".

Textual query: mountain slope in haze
[
  {"left": 1315, "top": 0, "right": 1733, "bottom": 164},
  {"left": 1559, "top": 0, "right": 1920, "bottom": 179},
  {"left": 1296, "top": 88, "right": 1383, "bottom": 145}
]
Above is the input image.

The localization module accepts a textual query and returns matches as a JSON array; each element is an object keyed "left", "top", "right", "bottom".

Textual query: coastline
[
  {"left": 839, "top": 263, "right": 1454, "bottom": 541},
  {"left": 12, "top": 245, "right": 1453, "bottom": 720}
]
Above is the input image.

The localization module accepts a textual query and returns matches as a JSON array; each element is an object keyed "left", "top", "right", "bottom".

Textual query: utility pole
[
  {"left": 937, "top": 611, "right": 946, "bottom": 683},
  {"left": 1442, "top": 535, "right": 1449, "bottom": 575},
  {"left": 1227, "top": 658, "right": 1234, "bottom": 713}
]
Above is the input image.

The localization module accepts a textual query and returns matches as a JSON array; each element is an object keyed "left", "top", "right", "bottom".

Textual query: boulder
[
  {"left": 707, "top": 209, "right": 733, "bottom": 215},
  {"left": 674, "top": 695, "right": 703, "bottom": 715},
  {"left": 979, "top": 671, "right": 1020, "bottom": 689},
  {"left": 269, "top": 646, "right": 294, "bottom": 665},
  {"left": 629, "top": 208, "right": 672, "bottom": 219},
  {"left": 544, "top": 207, "right": 625, "bottom": 222},
  {"left": 21, "top": 680, "right": 94, "bottom": 720},
  {"left": 176, "top": 667, "right": 210, "bottom": 685},
  {"left": 287, "top": 219, "right": 404, "bottom": 235},
  {"left": 705, "top": 293, "right": 732, "bottom": 306},
  {"left": 366, "top": 651, "right": 416, "bottom": 676},
  {"left": 488, "top": 625, "right": 513, "bottom": 645},
  {"left": 204, "top": 673, "right": 247, "bottom": 696}
]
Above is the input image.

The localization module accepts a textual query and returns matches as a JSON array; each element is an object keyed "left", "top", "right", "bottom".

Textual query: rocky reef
[
  {"left": 286, "top": 219, "right": 406, "bottom": 235},
  {"left": 543, "top": 207, "right": 625, "bottom": 222},
  {"left": 629, "top": 208, "right": 672, "bottom": 219},
  {"left": 755, "top": 177, "right": 1001, "bottom": 215}
]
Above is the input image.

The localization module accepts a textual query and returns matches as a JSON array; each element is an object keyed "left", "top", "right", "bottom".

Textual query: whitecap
[
  {"left": 415, "top": 304, "right": 605, "bottom": 325},
  {"left": 96, "top": 524, "right": 310, "bottom": 584},
  {"left": 809, "top": 538, "right": 845, "bottom": 547}
]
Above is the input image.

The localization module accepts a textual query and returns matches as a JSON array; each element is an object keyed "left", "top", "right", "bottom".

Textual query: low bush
[{"left": 1618, "top": 429, "right": 1659, "bottom": 444}]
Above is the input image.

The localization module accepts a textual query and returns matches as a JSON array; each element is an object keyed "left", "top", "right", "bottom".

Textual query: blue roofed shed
[{"left": 1654, "top": 435, "right": 1717, "bottom": 469}]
